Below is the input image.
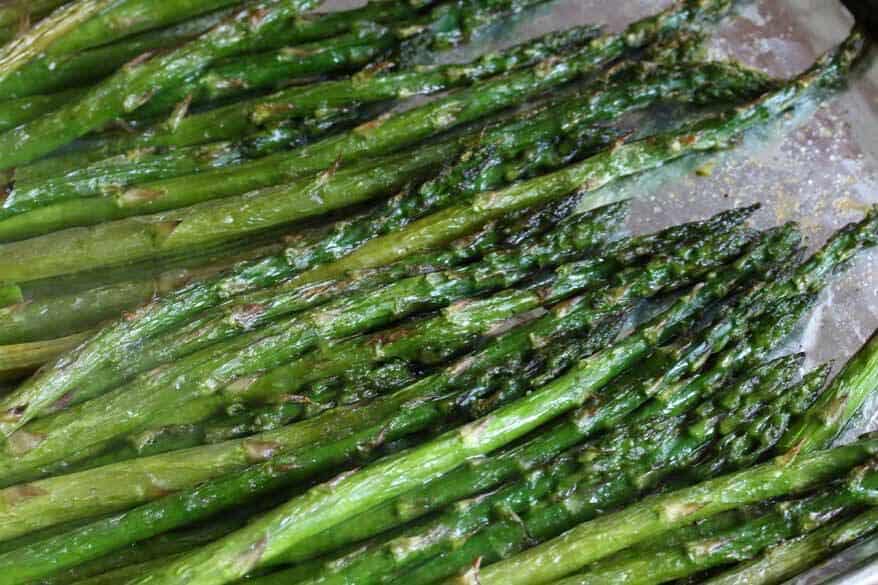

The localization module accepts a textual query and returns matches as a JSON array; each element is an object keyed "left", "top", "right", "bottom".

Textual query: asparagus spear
[
  {"left": 0, "top": 0, "right": 559, "bottom": 167},
  {"left": 0, "top": 283, "right": 21, "bottom": 308},
  {"left": 133, "top": 0, "right": 572, "bottom": 121},
  {"left": 779, "top": 327, "right": 878, "bottom": 456},
  {"left": 0, "top": 204, "right": 640, "bottom": 478},
  {"left": 42, "top": 19, "right": 701, "bottom": 162},
  {"left": 0, "top": 24, "right": 605, "bottom": 223},
  {"left": 0, "top": 51, "right": 776, "bottom": 281},
  {"left": 0, "top": 87, "right": 87, "bottom": 133},
  {"left": 0, "top": 0, "right": 324, "bottom": 167},
  {"left": 0, "top": 7, "right": 235, "bottom": 99},
  {"left": 0, "top": 217, "right": 776, "bottom": 541},
  {"left": 128, "top": 226, "right": 797, "bottom": 585},
  {"left": 0, "top": 108, "right": 377, "bottom": 242},
  {"left": 0, "top": 0, "right": 73, "bottom": 44},
  {"left": 0, "top": 307, "right": 620, "bottom": 583},
  {"left": 549, "top": 472, "right": 873, "bottom": 585},
  {"left": 14, "top": 195, "right": 607, "bottom": 425},
  {"left": 290, "top": 26, "right": 870, "bottom": 286},
  {"left": 241, "top": 218, "right": 753, "bottom": 403},
  {"left": 0, "top": 333, "right": 91, "bottom": 382},
  {"left": 466, "top": 444, "right": 878, "bottom": 585},
  {"left": 272, "top": 293, "right": 806, "bottom": 564},
  {"left": 0, "top": 0, "right": 116, "bottom": 84},
  {"left": 703, "top": 503, "right": 878, "bottom": 585},
  {"left": 0, "top": 118, "right": 618, "bottom": 433},
  {"left": 260, "top": 354, "right": 806, "bottom": 585}
]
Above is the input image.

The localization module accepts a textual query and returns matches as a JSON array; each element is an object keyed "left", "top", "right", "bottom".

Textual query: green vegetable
[
  {"left": 0, "top": 203, "right": 625, "bottom": 482},
  {"left": 291, "top": 26, "right": 868, "bottom": 287},
  {"left": 468, "top": 445, "right": 878, "bottom": 585},
  {"left": 549, "top": 464, "right": 873, "bottom": 585},
  {"left": 256, "top": 354, "right": 810, "bottom": 585},
  {"left": 129, "top": 226, "right": 797, "bottom": 585},
  {"left": 0, "top": 0, "right": 324, "bottom": 168},
  {"left": 0, "top": 23, "right": 605, "bottom": 225},
  {"left": 0, "top": 213, "right": 777, "bottom": 541},
  {"left": 703, "top": 500, "right": 878, "bottom": 585},
  {"left": 779, "top": 325, "right": 878, "bottom": 455}
]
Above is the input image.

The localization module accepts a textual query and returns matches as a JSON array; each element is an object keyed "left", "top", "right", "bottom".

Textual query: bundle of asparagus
[{"left": 0, "top": 1, "right": 874, "bottom": 584}]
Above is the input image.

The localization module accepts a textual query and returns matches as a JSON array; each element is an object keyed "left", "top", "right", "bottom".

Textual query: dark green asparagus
[
  {"left": 0, "top": 214, "right": 775, "bottom": 541},
  {"left": 0, "top": 298, "right": 622, "bottom": 584},
  {"left": 0, "top": 203, "right": 658, "bottom": 480},
  {"left": 550, "top": 465, "right": 873, "bottom": 585},
  {"left": 779, "top": 325, "right": 878, "bottom": 456},
  {"left": 0, "top": 106, "right": 623, "bottom": 432},
  {"left": 129, "top": 222, "right": 797, "bottom": 585},
  {"left": 251, "top": 352, "right": 807, "bottom": 585},
  {"left": 0, "top": 23, "right": 608, "bottom": 226},
  {"left": 285, "top": 26, "right": 867, "bottom": 289},
  {"left": 0, "top": 0, "right": 433, "bottom": 99}
]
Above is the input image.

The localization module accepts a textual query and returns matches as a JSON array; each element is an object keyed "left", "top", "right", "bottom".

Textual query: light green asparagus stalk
[
  {"left": 0, "top": 333, "right": 91, "bottom": 382},
  {"left": 779, "top": 327, "right": 878, "bottom": 456},
  {"left": 0, "top": 24, "right": 605, "bottom": 224},
  {"left": 0, "top": 116, "right": 591, "bottom": 435},
  {"left": 0, "top": 205, "right": 640, "bottom": 481},
  {"left": 0, "top": 7, "right": 234, "bottom": 99},
  {"left": 128, "top": 226, "right": 798, "bottom": 585},
  {"left": 0, "top": 0, "right": 325, "bottom": 167},
  {"left": 703, "top": 505, "right": 878, "bottom": 585},
  {"left": 464, "top": 446, "right": 878, "bottom": 585},
  {"left": 0, "top": 0, "right": 116, "bottom": 83},
  {"left": 0, "top": 0, "right": 728, "bottom": 170},
  {"left": 548, "top": 463, "right": 875, "bottom": 585},
  {"left": 290, "top": 25, "right": 870, "bottom": 287},
  {"left": 257, "top": 354, "right": 806, "bottom": 585},
  {"left": 0, "top": 215, "right": 775, "bottom": 541}
]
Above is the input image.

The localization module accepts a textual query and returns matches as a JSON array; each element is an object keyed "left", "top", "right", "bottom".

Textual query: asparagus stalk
[
  {"left": 0, "top": 222, "right": 306, "bottom": 345},
  {"left": 467, "top": 445, "right": 878, "bottom": 585},
  {"left": 0, "top": 116, "right": 619, "bottom": 433},
  {"left": 0, "top": 217, "right": 778, "bottom": 542},
  {"left": 0, "top": 50, "right": 776, "bottom": 281},
  {"left": 290, "top": 26, "right": 870, "bottom": 286},
  {"left": 0, "top": 204, "right": 636, "bottom": 478},
  {"left": 0, "top": 87, "right": 87, "bottom": 133},
  {"left": 46, "top": 19, "right": 703, "bottom": 161},
  {"left": 264, "top": 354, "right": 806, "bottom": 585},
  {"left": 13, "top": 195, "right": 606, "bottom": 423},
  {"left": 241, "top": 218, "right": 753, "bottom": 403},
  {"left": 0, "top": 0, "right": 325, "bottom": 167},
  {"left": 549, "top": 473, "right": 873, "bottom": 585},
  {"left": 0, "top": 333, "right": 91, "bottom": 382},
  {"left": 0, "top": 0, "right": 116, "bottom": 84},
  {"left": 0, "top": 24, "right": 605, "bottom": 224},
  {"left": 0, "top": 108, "right": 377, "bottom": 242},
  {"left": 703, "top": 503, "right": 878, "bottom": 585},
  {"left": 0, "top": 0, "right": 728, "bottom": 172},
  {"left": 779, "top": 327, "right": 878, "bottom": 456},
  {"left": 129, "top": 226, "right": 797, "bottom": 585},
  {"left": 0, "top": 0, "right": 462, "bottom": 100},
  {"left": 0, "top": 0, "right": 555, "bottom": 167},
  {"left": 0, "top": 305, "right": 619, "bottom": 584},
  {"left": 272, "top": 296, "right": 802, "bottom": 564},
  {"left": 0, "top": 7, "right": 235, "bottom": 99}
]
